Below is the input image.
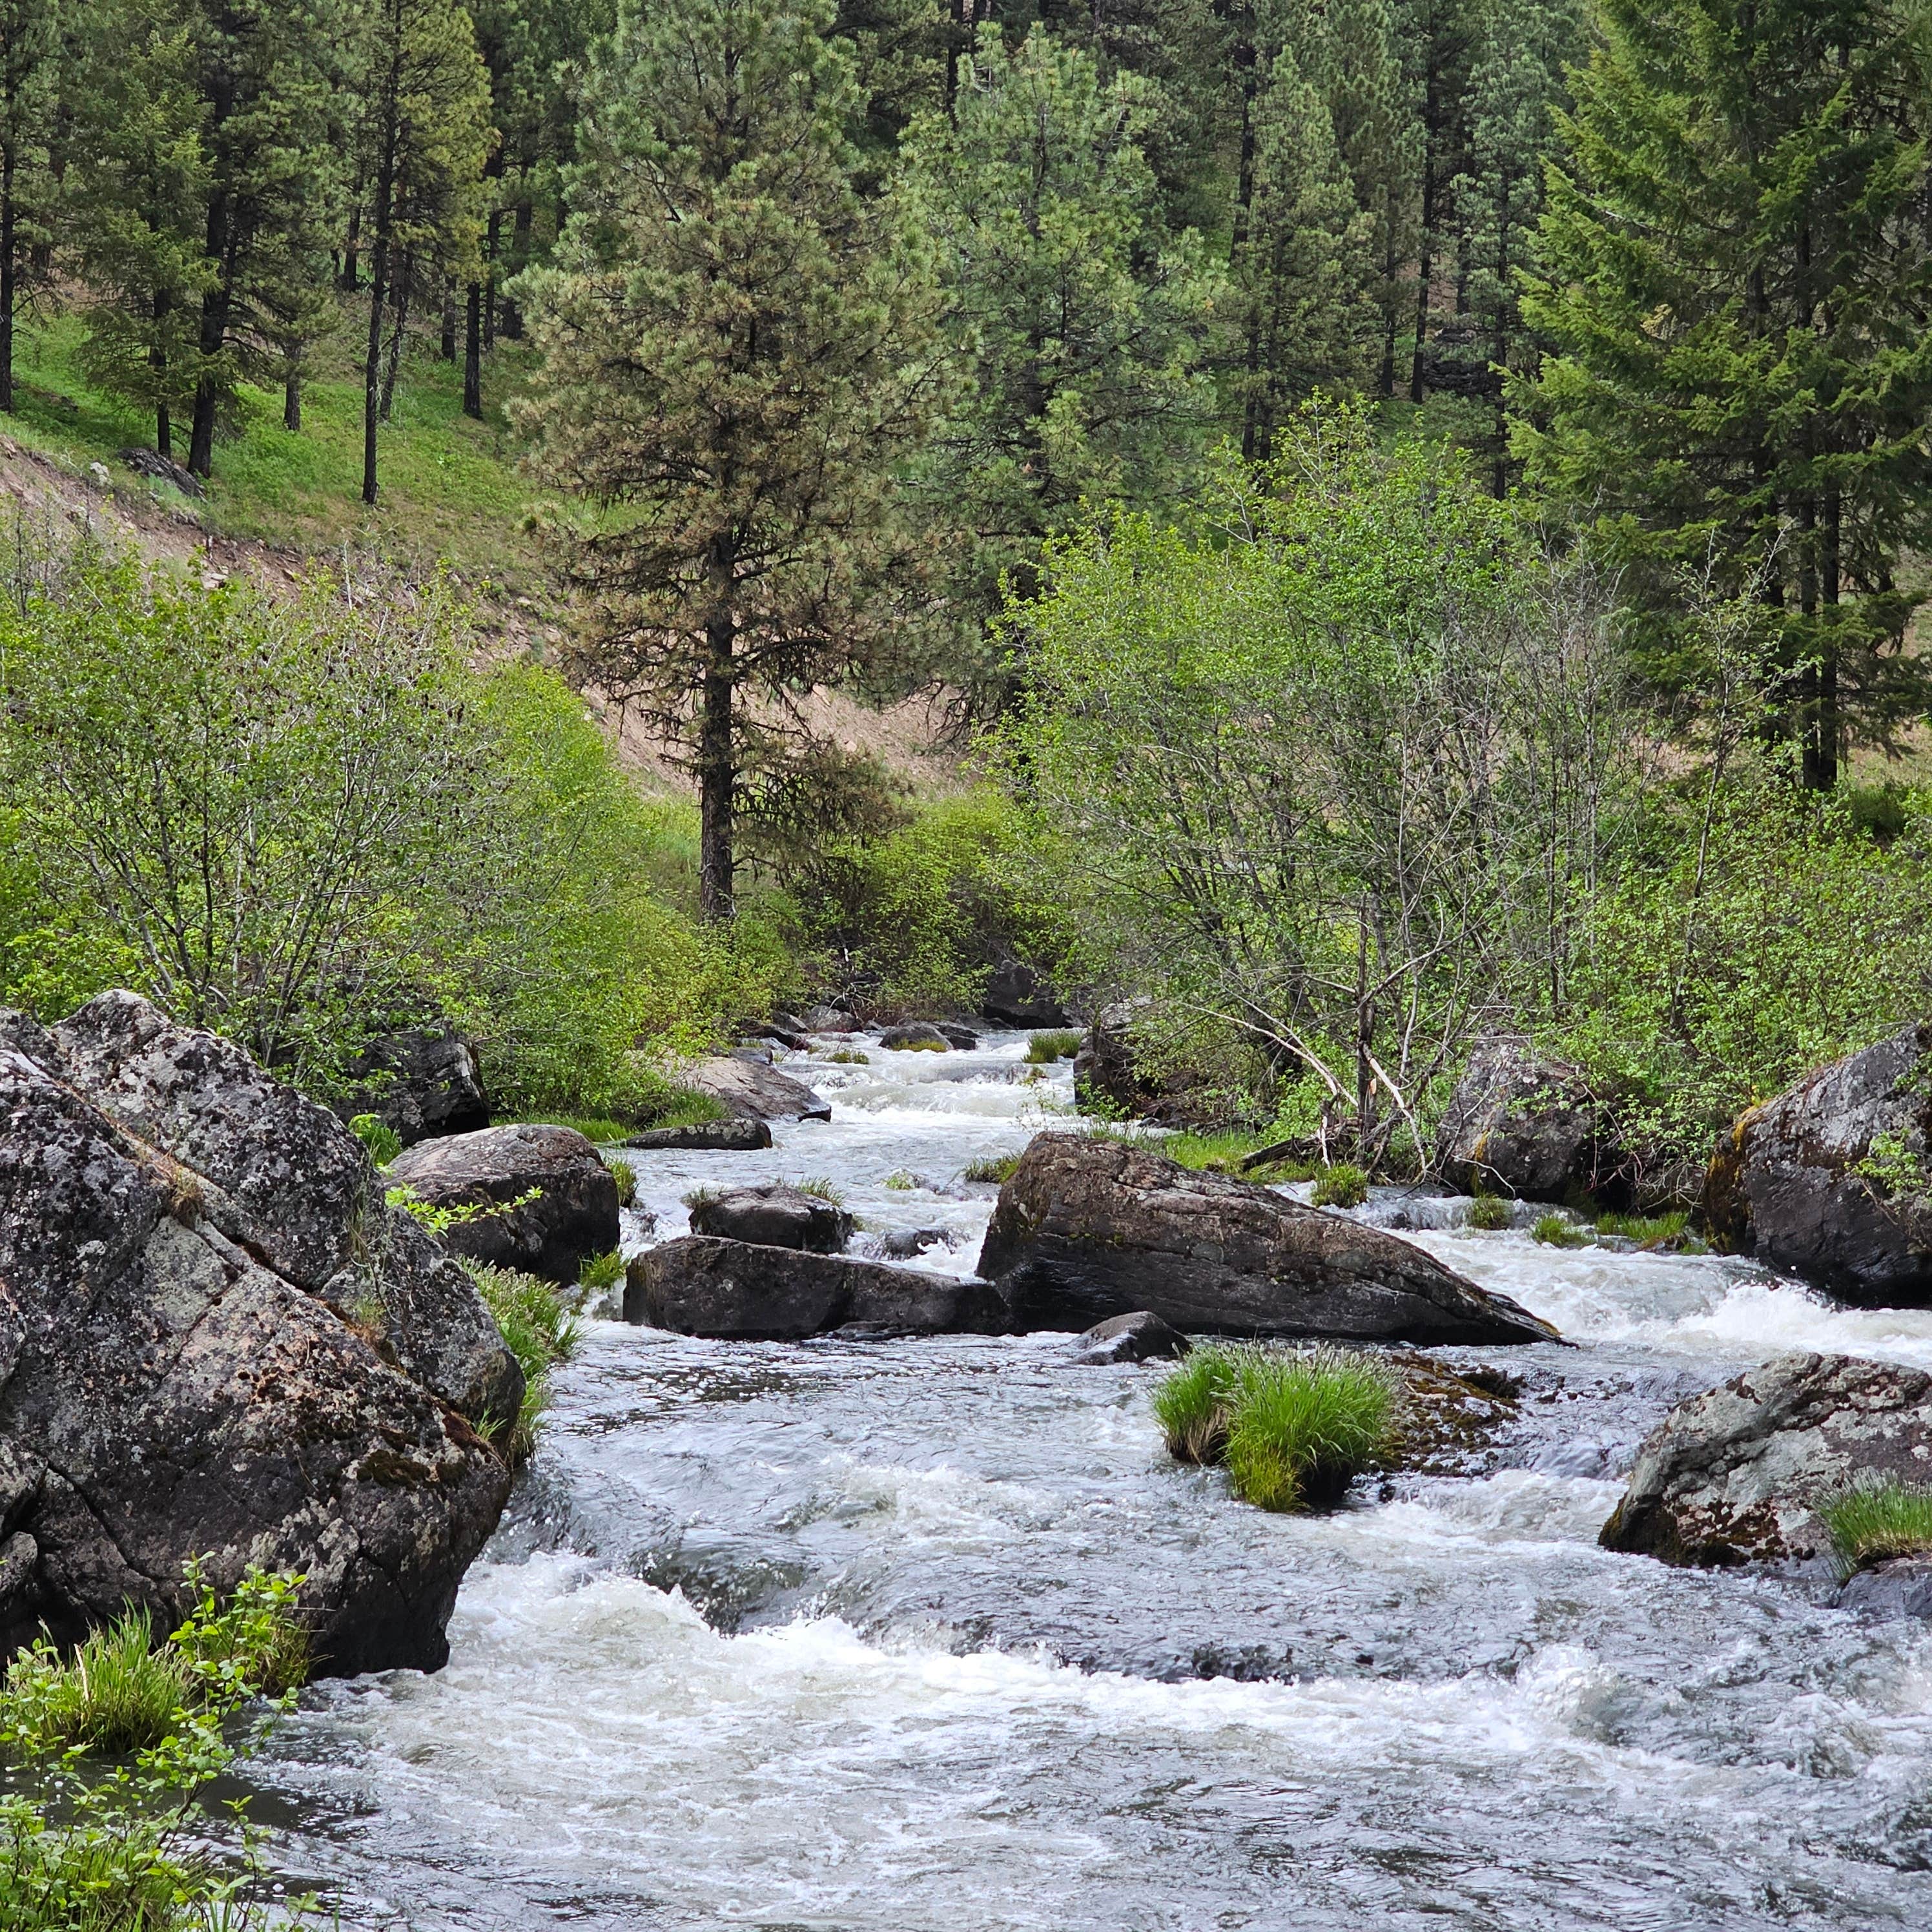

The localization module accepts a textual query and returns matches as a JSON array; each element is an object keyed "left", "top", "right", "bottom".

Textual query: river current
[{"left": 256, "top": 1033, "right": 1932, "bottom": 1929}]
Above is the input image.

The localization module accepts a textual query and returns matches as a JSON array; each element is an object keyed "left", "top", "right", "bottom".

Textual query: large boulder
[
  {"left": 678, "top": 1054, "right": 832, "bottom": 1123},
  {"left": 333, "top": 1020, "right": 489, "bottom": 1148},
  {"left": 626, "top": 1237, "right": 1009, "bottom": 1339},
  {"left": 1073, "top": 1310, "right": 1189, "bottom": 1364},
  {"left": 1703, "top": 1022, "right": 1932, "bottom": 1306},
  {"left": 1435, "top": 1037, "right": 1623, "bottom": 1204},
  {"left": 0, "top": 992, "right": 519, "bottom": 1675},
  {"left": 879, "top": 1023, "right": 951, "bottom": 1052},
  {"left": 384, "top": 1124, "right": 619, "bottom": 1284},
  {"left": 981, "top": 960, "right": 1071, "bottom": 1029},
  {"left": 687, "top": 1183, "right": 854, "bottom": 1253},
  {"left": 974, "top": 1135, "right": 1559, "bottom": 1345},
  {"left": 1599, "top": 1351, "right": 1932, "bottom": 1567}
]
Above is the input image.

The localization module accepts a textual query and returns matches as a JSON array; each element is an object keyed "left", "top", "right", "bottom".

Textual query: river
[{"left": 255, "top": 1031, "right": 1932, "bottom": 1929}]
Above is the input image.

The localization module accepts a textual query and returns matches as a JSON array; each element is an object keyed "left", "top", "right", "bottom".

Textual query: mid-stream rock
[
  {"left": 331, "top": 1019, "right": 490, "bottom": 1148},
  {"left": 385, "top": 1123, "right": 619, "bottom": 1283},
  {"left": 975, "top": 1135, "right": 1559, "bottom": 1345},
  {"left": 1073, "top": 1310, "right": 1189, "bottom": 1364},
  {"left": 0, "top": 992, "right": 519, "bottom": 1674},
  {"left": 624, "top": 1117, "right": 773, "bottom": 1152},
  {"left": 678, "top": 1054, "right": 832, "bottom": 1122},
  {"left": 1599, "top": 1351, "right": 1932, "bottom": 1567},
  {"left": 627, "top": 1236, "right": 1009, "bottom": 1339},
  {"left": 981, "top": 960, "right": 1071, "bottom": 1029},
  {"left": 687, "top": 1183, "right": 854, "bottom": 1253},
  {"left": 1703, "top": 1022, "right": 1932, "bottom": 1306},
  {"left": 879, "top": 1023, "right": 951, "bottom": 1052},
  {"left": 1435, "top": 1037, "right": 1624, "bottom": 1203}
]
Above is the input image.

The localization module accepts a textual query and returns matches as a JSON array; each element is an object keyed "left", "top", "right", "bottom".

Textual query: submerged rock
[
  {"left": 687, "top": 1183, "right": 854, "bottom": 1254},
  {"left": 1598, "top": 1351, "right": 1932, "bottom": 1567},
  {"left": 0, "top": 992, "right": 517, "bottom": 1674},
  {"left": 1073, "top": 1310, "right": 1189, "bottom": 1364},
  {"left": 385, "top": 1123, "right": 619, "bottom": 1284},
  {"left": 975, "top": 1135, "right": 1559, "bottom": 1346},
  {"left": 331, "top": 1019, "right": 490, "bottom": 1149},
  {"left": 1435, "top": 1037, "right": 1623, "bottom": 1204},
  {"left": 626, "top": 1236, "right": 1009, "bottom": 1339},
  {"left": 624, "top": 1117, "right": 773, "bottom": 1152},
  {"left": 679, "top": 1054, "right": 832, "bottom": 1122},
  {"left": 879, "top": 1226, "right": 951, "bottom": 1259},
  {"left": 981, "top": 960, "right": 1071, "bottom": 1029},
  {"left": 1704, "top": 1022, "right": 1932, "bottom": 1306}
]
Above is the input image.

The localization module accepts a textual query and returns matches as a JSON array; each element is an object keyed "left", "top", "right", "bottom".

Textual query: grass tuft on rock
[
  {"left": 962, "top": 1151, "right": 1023, "bottom": 1185},
  {"left": 605, "top": 1156, "right": 637, "bottom": 1208},
  {"left": 1025, "top": 1029, "right": 1082, "bottom": 1064},
  {"left": 1311, "top": 1162, "right": 1369, "bottom": 1209},
  {"left": 1816, "top": 1475, "right": 1932, "bottom": 1579},
  {"left": 1594, "top": 1209, "right": 1695, "bottom": 1249},
  {"left": 821, "top": 1047, "right": 870, "bottom": 1065},
  {"left": 465, "top": 1260, "right": 581, "bottom": 1461},
  {"left": 1532, "top": 1211, "right": 1588, "bottom": 1248},
  {"left": 1151, "top": 1346, "right": 1242, "bottom": 1464},
  {"left": 794, "top": 1176, "right": 846, "bottom": 1205},
  {"left": 1466, "top": 1192, "right": 1512, "bottom": 1230}
]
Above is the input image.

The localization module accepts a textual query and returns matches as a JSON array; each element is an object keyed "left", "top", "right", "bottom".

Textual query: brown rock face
[
  {"left": 1703, "top": 1022, "right": 1932, "bottom": 1306},
  {"left": 0, "top": 992, "right": 519, "bottom": 1675},
  {"left": 1599, "top": 1352, "right": 1932, "bottom": 1567},
  {"left": 973, "top": 1135, "right": 1560, "bottom": 1346}
]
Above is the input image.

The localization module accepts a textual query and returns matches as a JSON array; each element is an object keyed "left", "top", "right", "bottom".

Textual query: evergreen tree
[
  {"left": 1518, "top": 0, "right": 1932, "bottom": 788},
  {"left": 899, "top": 24, "right": 1221, "bottom": 667},
  {"left": 1395, "top": 0, "right": 1474, "bottom": 403},
  {"left": 0, "top": 0, "right": 61, "bottom": 413},
  {"left": 352, "top": 0, "right": 492, "bottom": 504},
  {"left": 517, "top": 0, "right": 942, "bottom": 921}
]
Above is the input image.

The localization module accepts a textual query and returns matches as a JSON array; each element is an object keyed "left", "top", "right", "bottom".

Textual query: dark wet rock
[
  {"left": 626, "top": 1236, "right": 1009, "bottom": 1339},
  {"left": 938, "top": 1023, "right": 980, "bottom": 1051},
  {"left": 0, "top": 992, "right": 517, "bottom": 1675},
  {"left": 1703, "top": 1022, "right": 1932, "bottom": 1306},
  {"left": 981, "top": 960, "right": 1071, "bottom": 1029},
  {"left": 879, "top": 1023, "right": 951, "bottom": 1052},
  {"left": 741, "top": 1018, "right": 812, "bottom": 1051},
  {"left": 385, "top": 1123, "right": 619, "bottom": 1284},
  {"left": 679, "top": 1054, "right": 832, "bottom": 1122},
  {"left": 1836, "top": 1556, "right": 1932, "bottom": 1619},
  {"left": 976, "top": 1135, "right": 1559, "bottom": 1346},
  {"left": 1599, "top": 1351, "right": 1932, "bottom": 1567},
  {"left": 879, "top": 1226, "right": 951, "bottom": 1260},
  {"left": 1074, "top": 1310, "right": 1189, "bottom": 1364},
  {"left": 1073, "top": 1011, "right": 1217, "bottom": 1129},
  {"left": 688, "top": 1183, "right": 854, "bottom": 1254},
  {"left": 332, "top": 1021, "right": 489, "bottom": 1149},
  {"left": 1379, "top": 1353, "right": 1525, "bottom": 1475},
  {"left": 1435, "top": 1037, "right": 1624, "bottom": 1204},
  {"left": 119, "top": 444, "right": 204, "bottom": 497},
  {"left": 624, "top": 1117, "right": 773, "bottom": 1153}
]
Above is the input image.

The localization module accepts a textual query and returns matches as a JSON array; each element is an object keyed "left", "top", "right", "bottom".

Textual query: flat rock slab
[
  {"left": 1599, "top": 1351, "right": 1932, "bottom": 1567},
  {"left": 624, "top": 1118, "right": 773, "bottom": 1152},
  {"left": 974, "top": 1135, "right": 1559, "bottom": 1346},
  {"left": 627, "top": 1236, "right": 1009, "bottom": 1339},
  {"left": 688, "top": 1184, "right": 854, "bottom": 1254},
  {"left": 1836, "top": 1556, "right": 1932, "bottom": 1619},
  {"left": 680, "top": 1054, "right": 832, "bottom": 1122}
]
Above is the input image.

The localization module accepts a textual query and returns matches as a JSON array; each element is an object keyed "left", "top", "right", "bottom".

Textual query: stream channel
[{"left": 255, "top": 1031, "right": 1932, "bottom": 1929}]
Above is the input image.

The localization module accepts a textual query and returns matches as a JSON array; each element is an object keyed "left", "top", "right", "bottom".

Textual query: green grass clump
[
  {"left": 1025, "top": 1028, "right": 1082, "bottom": 1064},
  {"left": 465, "top": 1260, "right": 581, "bottom": 1461},
  {"left": 579, "top": 1248, "right": 624, "bottom": 1291},
  {"left": 822, "top": 1047, "right": 870, "bottom": 1064},
  {"left": 962, "top": 1151, "right": 1023, "bottom": 1185},
  {"left": 1153, "top": 1344, "right": 1397, "bottom": 1513},
  {"left": 1816, "top": 1475, "right": 1932, "bottom": 1579},
  {"left": 1595, "top": 1209, "right": 1694, "bottom": 1248},
  {"left": 1311, "top": 1162, "right": 1370, "bottom": 1209},
  {"left": 794, "top": 1176, "right": 846, "bottom": 1205},
  {"left": 605, "top": 1156, "right": 637, "bottom": 1208},
  {"left": 1466, "top": 1192, "right": 1513, "bottom": 1230},
  {"left": 1532, "top": 1212, "right": 1588, "bottom": 1248},
  {"left": 348, "top": 1111, "right": 403, "bottom": 1167}
]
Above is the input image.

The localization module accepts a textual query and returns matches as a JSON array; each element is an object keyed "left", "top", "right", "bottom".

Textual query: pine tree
[
  {"left": 352, "top": 0, "right": 492, "bottom": 504},
  {"left": 517, "top": 0, "right": 942, "bottom": 921},
  {"left": 0, "top": 0, "right": 61, "bottom": 413},
  {"left": 1517, "top": 0, "right": 1932, "bottom": 788},
  {"left": 1394, "top": 0, "right": 1474, "bottom": 403}
]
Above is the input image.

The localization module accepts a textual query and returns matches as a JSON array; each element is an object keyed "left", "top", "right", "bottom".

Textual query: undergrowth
[
  {"left": 464, "top": 1260, "right": 581, "bottom": 1461},
  {"left": 1311, "top": 1163, "right": 1369, "bottom": 1209},
  {"left": 1466, "top": 1193, "right": 1513, "bottom": 1230}
]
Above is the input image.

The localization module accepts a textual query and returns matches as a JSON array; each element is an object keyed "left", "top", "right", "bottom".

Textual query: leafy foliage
[{"left": 464, "top": 1259, "right": 579, "bottom": 1459}]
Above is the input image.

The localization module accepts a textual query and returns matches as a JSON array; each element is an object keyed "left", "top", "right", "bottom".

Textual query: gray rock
[
  {"left": 1704, "top": 1022, "right": 1932, "bottom": 1306},
  {"left": 1435, "top": 1037, "right": 1623, "bottom": 1204},
  {"left": 937, "top": 1023, "right": 980, "bottom": 1050},
  {"left": 880, "top": 1226, "right": 950, "bottom": 1259},
  {"left": 1599, "top": 1351, "right": 1932, "bottom": 1567},
  {"left": 679, "top": 1054, "right": 832, "bottom": 1122},
  {"left": 0, "top": 992, "right": 517, "bottom": 1675},
  {"left": 119, "top": 445, "right": 204, "bottom": 497},
  {"left": 625, "top": 1237, "right": 1010, "bottom": 1339},
  {"left": 333, "top": 1021, "right": 489, "bottom": 1148},
  {"left": 385, "top": 1123, "right": 620, "bottom": 1284},
  {"left": 1074, "top": 1310, "right": 1189, "bottom": 1364},
  {"left": 801, "top": 1005, "right": 859, "bottom": 1033},
  {"left": 981, "top": 960, "right": 1071, "bottom": 1029},
  {"left": 687, "top": 1183, "right": 854, "bottom": 1253},
  {"left": 879, "top": 1023, "right": 951, "bottom": 1052},
  {"left": 624, "top": 1117, "right": 773, "bottom": 1152},
  {"left": 1836, "top": 1556, "right": 1932, "bottom": 1619},
  {"left": 974, "top": 1135, "right": 1559, "bottom": 1346}
]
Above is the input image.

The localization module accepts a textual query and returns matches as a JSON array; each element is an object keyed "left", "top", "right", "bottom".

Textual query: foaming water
[{"left": 256, "top": 1035, "right": 1932, "bottom": 1929}]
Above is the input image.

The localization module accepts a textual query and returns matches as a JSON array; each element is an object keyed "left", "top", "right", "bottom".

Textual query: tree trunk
[
  {"left": 1410, "top": 57, "right": 1440, "bottom": 406},
  {"left": 340, "top": 198, "right": 361, "bottom": 290},
  {"left": 462, "top": 281, "right": 483, "bottom": 418},
  {"left": 440, "top": 278, "right": 457, "bottom": 359},
  {"left": 362, "top": 118, "right": 396, "bottom": 505},
  {"left": 697, "top": 586, "right": 736, "bottom": 924},
  {"left": 498, "top": 200, "right": 530, "bottom": 338},
  {"left": 283, "top": 365, "right": 301, "bottom": 432},
  {"left": 0, "top": 136, "right": 15, "bottom": 413},
  {"left": 1231, "top": 1, "right": 1262, "bottom": 460},
  {"left": 152, "top": 288, "right": 172, "bottom": 458},
  {"left": 482, "top": 206, "right": 502, "bottom": 349},
  {"left": 380, "top": 251, "right": 411, "bottom": 422}
]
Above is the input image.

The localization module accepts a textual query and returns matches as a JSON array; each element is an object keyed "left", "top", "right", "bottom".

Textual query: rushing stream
[{"left": 256, "top": 1033, "right": 1932, "bottom": 1929}]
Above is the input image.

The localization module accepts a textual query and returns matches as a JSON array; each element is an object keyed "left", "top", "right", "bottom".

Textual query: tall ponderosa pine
[
  {"left": 517, "top": 0, "right": 941, "bottom": 920},
  {"left": 0, "top": 0, "right": 60, "bottom": 413},
  {"left": 1518, "top": 0, "right": 1932, "bottom": 788}
]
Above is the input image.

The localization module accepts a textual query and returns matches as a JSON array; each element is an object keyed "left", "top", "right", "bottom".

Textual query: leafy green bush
[
  {"left": 1466, "top": 1193, "right": 1513, "bottom": 1230},
  {"left": 962, "top": 1150, "right": 1023, "bottom": 1184},
  {"left": 1311, "top": 1163, "right": 1369, "bottom": 1209},
  {"left": 606, "top": 1157, "right": 637, "bottom": 1207},
  {"left": 348, "top": 1112, "right": 403, "bottom": 1167},
  {"left": 387, "top": 1182, "right": 541, "bottom": 1237},
  {"left": 1816, "top": 1476, "right": 1932, "bottom": 1579},
  {"left": 1532, "top": 1212, "right": 1588, "bottom": 1249},
  {"left": 1025, "top": 1028, "right": 1082, "bottom": 1064},
  {"left": 464, "top": 1261, "right": 581, "bottom": 1461}
]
